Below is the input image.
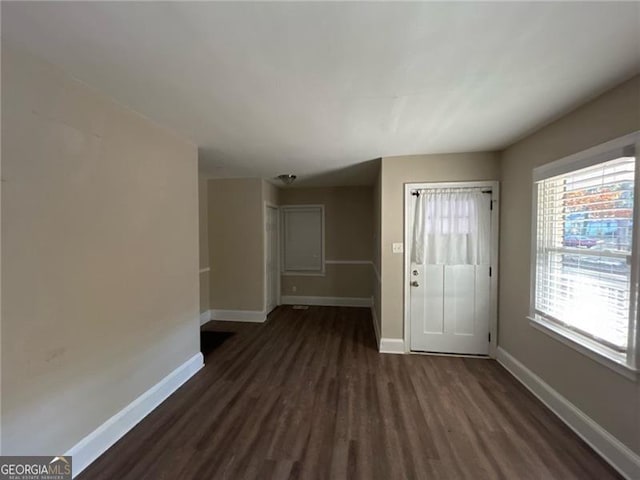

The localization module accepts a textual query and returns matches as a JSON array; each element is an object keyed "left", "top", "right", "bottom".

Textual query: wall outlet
[
  {"left": 292, "top": 286, "right": 297, "bottom": 293},
  {"left": 392, "top": 242, "right": 404, "bottom": 254}
]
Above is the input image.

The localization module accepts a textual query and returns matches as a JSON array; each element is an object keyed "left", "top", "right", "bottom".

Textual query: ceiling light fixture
[{"left": 276, "top": 174, "right": 297, "bottom": 185}]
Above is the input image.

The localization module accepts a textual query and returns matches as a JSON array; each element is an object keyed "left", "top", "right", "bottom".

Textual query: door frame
[
  {"left": 264, "top": 202, "right": 281, "bottom": 314},
  {"left": 403, "top": 181, "right": 500, "bottom": 357}
]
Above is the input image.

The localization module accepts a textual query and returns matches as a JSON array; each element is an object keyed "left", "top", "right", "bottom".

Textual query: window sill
[
  {"left": 527, "top": 316, "right": 638, "bottom": 382},
  {"left": 282, "top": 271, "right": 326, "bottom": 277}
]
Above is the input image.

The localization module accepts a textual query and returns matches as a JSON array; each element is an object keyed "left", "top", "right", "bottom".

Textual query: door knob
[{"left": 411, "top": 281, "right": 419, "bottom": 287}]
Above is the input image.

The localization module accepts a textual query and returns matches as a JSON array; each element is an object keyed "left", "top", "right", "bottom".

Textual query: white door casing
[
  {"left": 265, "top": 204, "right": 279, "bottom": 314},
  {"left": 404, "top": 182, "right": 499, "bottom": 356}
]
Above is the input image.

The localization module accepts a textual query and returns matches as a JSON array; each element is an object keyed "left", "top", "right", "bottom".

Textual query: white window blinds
[
  {"left": 534, "top": 156, "right": 635, "bottom": 353},
  {"left": 281, "top": 206, "right": 324, "bottom": 273}
]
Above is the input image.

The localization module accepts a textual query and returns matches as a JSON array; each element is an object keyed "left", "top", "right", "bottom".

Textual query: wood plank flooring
[{"left": 78, "top": 306, "right": 621, "bottom": 479}]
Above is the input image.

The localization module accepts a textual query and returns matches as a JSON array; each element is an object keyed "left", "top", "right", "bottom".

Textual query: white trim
[
  {"left": 281, "top": 271, "right": 326, "bottom": 277},
  {"left": 496, "top": 347, "right": 640, "bottom": 480},
  {"left": 530, "top": 133, "right": 640, "bottom": 371},
  {"left": 264, "top": 202, "right": 280, "bottom": 313},
  {"left": 628, "top": 140, "right": 640, "bottom": 369},
  {"left": 371, "top": 301, "right": 381, "bottom": 349},
  {"left": 533, "top": 131, "right": 639, "bottom": 181},
  {"left": 281, "top": 295, "right": 372, "bottom": 308},
  {"left": 198, "top": 267, "right": 210, "bottom": 274},
  {"left": 210, "top": 309, "right": 266, "bottom": 322},
  {"left": 199, "top": 310, "right": 211, "bottom": 326},
  {"left": 528, "top": 317, "right": 637, "bottom": 381},
  {"left": 403, "top": 181, "right": 499, "bottom": 356},
  {"left": 325, "top": 260, "right": 373, "bottom": 265},
  {"left": 489, "top": 183, "right": 500, "bottom": 358},
  {"left": 412, "top": 351, "right": 490, "bottom": 359},
  {"left": 380, "top": 338, "right": 405, "bottom": 354},
  {"left": 283, "top": 260, "right": 372, "bottom": 276},
  {"left": 65, "top": 352, "right": 204, "bottom": 478}
]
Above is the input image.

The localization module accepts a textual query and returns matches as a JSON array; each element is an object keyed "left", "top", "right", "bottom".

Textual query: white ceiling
[{"left": 3, "top": 2, "right": 639, "bottom": 187}]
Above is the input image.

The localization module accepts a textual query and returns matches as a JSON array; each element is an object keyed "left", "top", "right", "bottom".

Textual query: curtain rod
[{"left": 411, "top": 189, "right": 492, "bottom": 196}]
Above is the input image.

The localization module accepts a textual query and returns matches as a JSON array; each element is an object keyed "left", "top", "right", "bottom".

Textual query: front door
[{"left": 409, "top": 186, "right": 493, "bottom": 355}]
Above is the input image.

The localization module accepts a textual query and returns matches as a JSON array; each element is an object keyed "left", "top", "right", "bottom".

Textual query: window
[
  {"left": 281, "top": 205, "right": 324, "bottom": 275},
  {"left": 412, "top": 188, "right": 490, "bottom": 265},
  {"left": 531, "top": 133, "right": 639, "bottom": 375}
]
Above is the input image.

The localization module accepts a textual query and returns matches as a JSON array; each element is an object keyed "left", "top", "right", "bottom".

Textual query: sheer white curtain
[{"left": 412, "top": 188, "right": 490, "bottom": 265}]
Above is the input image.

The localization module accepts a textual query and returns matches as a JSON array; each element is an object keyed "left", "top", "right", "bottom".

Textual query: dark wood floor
[{"left": 79, "top": 306, "right": 620, "bottom": 480}]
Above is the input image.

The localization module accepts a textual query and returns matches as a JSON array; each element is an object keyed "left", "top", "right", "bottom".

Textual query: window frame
[
  {"left": 529, "top": 131, "right": 640, "bottom": 380},
  {"left": 280, "top": 204, "right": 326, "bottom": 276}
]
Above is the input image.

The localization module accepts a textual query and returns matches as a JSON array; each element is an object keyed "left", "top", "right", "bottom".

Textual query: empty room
[{"left": 1, "top": 2, "right": 639, "bottom": 479}]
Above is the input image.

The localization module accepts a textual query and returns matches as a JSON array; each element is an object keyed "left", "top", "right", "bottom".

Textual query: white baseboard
[
  {"left": 370, "top": 303, "right": 381, "bottom": 349},
  {"left": 380, "top": 338, "right": 405, "bottom": 354},
  {"left": 281, "top": 295, "right": 372, "bottom": 308},
  {"left": 199, "top": 310, "right": 211, "bottom": 326},
  {"left": 496, "top": 347, "right": 640, "bottom": 480},
  {"left": 65, "top": 352, "right": 204, "bottom": 478},
  {"left": 210, "top": 309, "right": 266, "bottom": 322}
]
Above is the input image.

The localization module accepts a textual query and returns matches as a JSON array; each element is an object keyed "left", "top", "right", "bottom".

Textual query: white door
[
  {"left": 266, "top": 206, "right": 279, "bottom": 314},
  {"left": 409, "top": 186, "right": 493, "bottom": 355}
]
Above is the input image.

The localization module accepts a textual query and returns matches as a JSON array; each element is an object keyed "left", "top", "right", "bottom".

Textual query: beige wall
[
  {"left": 500, "top": 74, "right": 640, "bottom": 455},
  {"left": 379, "top": 152, "right": 501, "bottom": 339},
  {"left": 199, "top": 177, "right": 210, "bottom": 314},
  {"left": 280, "top": 186, "right": 374, "bottom": 298},
  {"left": 206, "top": 178, "right": 281, "bottom": 313},
  {"left": 208, "top": 178, "right": 265, "bottom": 311},
  {"left": 281, "top": 263, "right": 373, "bottom": 298},
  {"left": 1, "top": 45, "right": 200, "bottom": 454}
]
